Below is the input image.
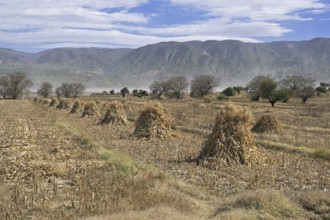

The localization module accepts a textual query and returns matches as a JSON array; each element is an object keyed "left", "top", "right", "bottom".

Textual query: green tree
[
  {"left": 316, "top": 86, "right": 327, "bottom": 95},
  {"left": 268, "top": 89, "right": 293, "bottom": 107},
  {"left": 120, "top": 87, "right": 129, "bottom": 97},
  {"left": 247, "top": 75, "right": 273, "bottom": 101},
  {"left": 259, "top": 78, "right": 277, "bottom": 99},
  {"left": 222, "top": 87, "right": 236, "bottom": 96}
]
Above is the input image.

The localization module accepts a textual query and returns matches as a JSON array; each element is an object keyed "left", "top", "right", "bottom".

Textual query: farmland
[{"left": 0, "top": 94, "right": 329, "bottom": 219}]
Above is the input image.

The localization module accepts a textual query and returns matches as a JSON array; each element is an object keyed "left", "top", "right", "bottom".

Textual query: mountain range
[{"left": 0, "top": 38, "right": 329, "bottom": 90}]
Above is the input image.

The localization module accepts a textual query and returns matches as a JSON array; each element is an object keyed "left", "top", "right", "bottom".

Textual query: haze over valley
[{"left": 1, "top": 38, "right": 330, "bottom": 90}]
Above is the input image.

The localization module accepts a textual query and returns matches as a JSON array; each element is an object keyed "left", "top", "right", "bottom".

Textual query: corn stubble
[{"left": 1, "top": 94, "right": 329, "bottom": 219}]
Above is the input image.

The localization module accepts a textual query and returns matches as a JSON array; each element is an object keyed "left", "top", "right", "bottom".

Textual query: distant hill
[{"left": 1, "top": 38, "right": 330, "bottom": 89}]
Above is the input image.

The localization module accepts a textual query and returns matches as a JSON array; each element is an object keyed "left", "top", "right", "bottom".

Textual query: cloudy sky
[{"left": 0, "top": 0, "right": 329, "bottom": 52}]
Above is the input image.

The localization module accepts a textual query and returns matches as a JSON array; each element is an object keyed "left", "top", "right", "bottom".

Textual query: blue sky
[{"left": 0, "top": 0, "right": 329, "bottom": 52}]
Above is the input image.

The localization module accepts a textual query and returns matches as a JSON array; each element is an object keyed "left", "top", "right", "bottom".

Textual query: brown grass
[
  {"left": 1, "top": 93, "right": 330, "bottom": 219},
  {"left": 212, "top": 189, "right": 308, "bottom": 219}
]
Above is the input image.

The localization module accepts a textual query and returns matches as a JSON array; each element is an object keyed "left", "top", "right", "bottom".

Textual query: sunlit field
[{"left": 1, "top": 93, "right": 329, "bottom": 219}]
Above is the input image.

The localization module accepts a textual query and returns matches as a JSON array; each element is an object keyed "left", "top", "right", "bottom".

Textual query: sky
[{"left": 0, "top": 0, "right": 329, "bottom": 52}]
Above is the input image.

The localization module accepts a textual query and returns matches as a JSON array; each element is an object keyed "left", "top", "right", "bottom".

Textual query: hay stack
[
  {"left": 252, "top": 114, "right": 282, "bottom": 134},
  {"left": 197, "top": 103, "right": 256, "bottom": 166},
  {"left": 49, "top": 98, "right": 58, "bottom": 107},
  {"left": 56, "top": 99, "right": 72, "bottom": 110},
  {"left": 81, "top": 101, "right": 99, "bottom": 118},
  {"left": 99, "top": 101, "right": 127, "bottom": 125},
  {"left": 41, "top": 99, "right": 51, "bottom": 105},
  {"left": 70, "top": 99, "right": 84, "bottom": 114},
  {"left": 132, "top": 103, "right": 171, "bottom": 139}
]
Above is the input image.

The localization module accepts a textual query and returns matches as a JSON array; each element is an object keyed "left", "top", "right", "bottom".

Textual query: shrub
[{"left": 222, "top": 87, "right": 236, "bottom": 96}]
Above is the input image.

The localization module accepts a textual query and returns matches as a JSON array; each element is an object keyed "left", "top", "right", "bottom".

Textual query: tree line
[{"left": 1, "top": 71, "right": 329, "bottom": 106}]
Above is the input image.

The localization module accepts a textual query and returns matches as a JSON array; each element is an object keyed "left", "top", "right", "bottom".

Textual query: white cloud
[
  {"left": 170, "top": 0, "right": 326, "bottom": 21},
  {"left": 0, "top": 0, "right": 328, "bottom": 51}
]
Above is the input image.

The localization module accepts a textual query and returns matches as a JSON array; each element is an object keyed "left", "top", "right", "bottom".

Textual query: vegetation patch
[{"left": 212, "top": 190, "right": 307, "bottom": 219}]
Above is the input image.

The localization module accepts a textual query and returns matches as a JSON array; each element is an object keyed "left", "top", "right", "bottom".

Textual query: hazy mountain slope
[
  {"left": 0, "top": 38, "right": 329, "bottom": 89},
  {"left": 110, "top": 38, "right": 330, "bottom": 84}
]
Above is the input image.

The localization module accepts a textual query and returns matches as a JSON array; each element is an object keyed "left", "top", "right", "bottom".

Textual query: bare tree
[
  {"left": 149, "top": 80, "right": 171, "bottom": 99},
  {"left": 280, "top": 75, "right": 315, "bottom": 103},
  {"left": 37, "top": 81, "right": 53, "bottom": 98},
  {"left": 55, "top": 87, "right": 63, "bottom": 97},
  {"left": 299, "top": 86, "right": 315, "bottom": 104},
  {"left": 280, "top": 75, "right": 315, "bottom": 91},
  {"left": 190, "top": 75, "right": 218, "bottom": 98},
  {"left": 71, "top": 83, "right": 86, "bottom": 98},
  {"left": 167, "top": 76, "right": 188, "bottom": 99},
  {"left": 56, "top": 82, "right": 86, "bottom": 98},
  {"left": 6, "top": 72, "right": 33, "bottom": 99},
  {"left": 0, "top": 75, "right": 10, "bottom": 99}
]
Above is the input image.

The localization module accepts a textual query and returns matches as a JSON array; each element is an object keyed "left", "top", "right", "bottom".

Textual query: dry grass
[
  {"left": 212, "top": 189, "right": 309, "bottom": 219},
  {"left": 2, "top": 93, "right": 330, "bottom": 219},
  {"left": 81, "top": 206, "right": 195, "bottom": 220},
  {"left": 297, "top": 190, "right": 330, "bottom": 219}
]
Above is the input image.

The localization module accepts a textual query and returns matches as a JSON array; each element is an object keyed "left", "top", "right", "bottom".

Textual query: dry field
[{"left": 0, "top": 93, "right": 329, "bottom": 219}]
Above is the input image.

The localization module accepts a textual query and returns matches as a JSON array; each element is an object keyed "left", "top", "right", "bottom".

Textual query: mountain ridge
[{"left": 0, "top": 38, "right": 329, "bottom": 88}]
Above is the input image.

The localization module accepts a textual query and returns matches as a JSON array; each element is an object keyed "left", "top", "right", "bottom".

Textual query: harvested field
[{"left": 1, "top": 93, "right": 329, "bottom": 219}]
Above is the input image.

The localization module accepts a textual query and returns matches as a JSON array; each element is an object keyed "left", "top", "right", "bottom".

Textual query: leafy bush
[{"left": 222, "top": 87, "right": 236, "bottom": 96}]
